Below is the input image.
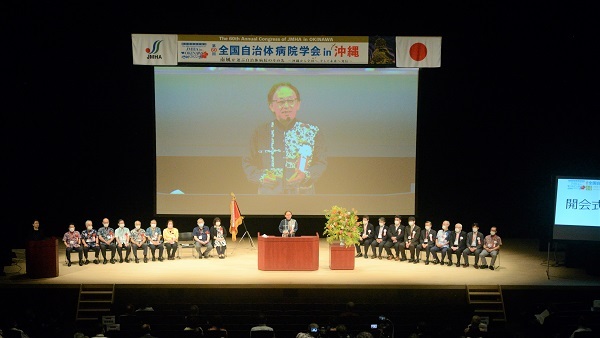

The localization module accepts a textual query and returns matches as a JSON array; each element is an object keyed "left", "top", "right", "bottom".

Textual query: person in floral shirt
[
  {"left": 62, "top": 223, "right": 83, "bottom": 266},
  {"left": 130, "top": 220, "right": 148, "bottom": 263},
  {"left": 81, "top": 219, "right": 100, "bottom": 264},
  {"left": 97, "top": 217, "right": 117, "bottom": 264},
  {"left": 146, "top": 219, "right": 164, "bottom": 262}
]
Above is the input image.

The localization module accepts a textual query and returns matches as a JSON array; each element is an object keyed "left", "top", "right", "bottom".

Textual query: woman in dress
[{"left": 211, "top": 217, "right": 228, "bottom": 259}]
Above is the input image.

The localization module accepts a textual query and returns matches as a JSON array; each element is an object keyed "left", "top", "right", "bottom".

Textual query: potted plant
[
  {"left": 324, "top": 206, "right": 360, "bottom": 270},
  {"left": 324, "top": 205, "right": 361, "bottom": 247}
]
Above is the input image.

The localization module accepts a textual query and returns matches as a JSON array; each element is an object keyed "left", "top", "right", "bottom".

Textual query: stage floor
[{"left": 2, "top": 238, "right": 599, "bottom": 288}]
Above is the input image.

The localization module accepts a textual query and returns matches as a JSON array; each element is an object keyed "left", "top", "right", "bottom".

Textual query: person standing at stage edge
[
  {"left": 242, "top": 82, "right": 328, "bottom": 194},
  {"left": 279, "top": 210, "right": 298, "bottom": 237}
]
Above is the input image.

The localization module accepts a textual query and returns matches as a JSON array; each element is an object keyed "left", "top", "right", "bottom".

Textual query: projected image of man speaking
[{"left": 242, "top": 82, "right": 327, "bottom": 194}]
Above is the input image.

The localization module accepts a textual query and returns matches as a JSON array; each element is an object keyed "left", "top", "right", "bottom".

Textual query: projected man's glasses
[{"left": 273, "top": 98, "right": 298, "bottom": 108}]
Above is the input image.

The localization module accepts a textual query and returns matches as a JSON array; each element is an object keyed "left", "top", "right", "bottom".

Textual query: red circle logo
[{"left": 409, "top": 43, "right": 428, "bottom": 61}]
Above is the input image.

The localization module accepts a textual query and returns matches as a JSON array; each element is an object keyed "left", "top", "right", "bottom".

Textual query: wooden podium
[
  {"left": 26, "top": 237, "right": 59, "bottom": 278},
  {"left": 329, "top": 243, "right": 356, "bottom": 270},
  {"left": 257, "top": 232, "right": 319, "bottom": 271}
]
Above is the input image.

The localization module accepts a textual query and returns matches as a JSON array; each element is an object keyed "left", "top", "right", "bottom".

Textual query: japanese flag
[{"left": 396, "top": 36, "right": 442, "bottom": 68}]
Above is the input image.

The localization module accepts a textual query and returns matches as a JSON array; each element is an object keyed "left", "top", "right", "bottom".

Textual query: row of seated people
[
  {"left": 354, "top": 216, "right": 502, "bottom": 270},
  {"left": 59, "top": 217, "right": 228, "bottom": 266},
  {"left": 106, "top": 302, "right": 481, "bottom": 338}
]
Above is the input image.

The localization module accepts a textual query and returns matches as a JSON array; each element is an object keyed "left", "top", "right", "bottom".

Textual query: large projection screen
[
  {"left": 155, "top": 67, "right": 418, "bottom": 216},
  {"left": 553, "top": 176, "right": 600, "bottom": 241}
]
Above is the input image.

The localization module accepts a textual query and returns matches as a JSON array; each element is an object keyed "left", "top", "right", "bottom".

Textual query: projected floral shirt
[{"left": 242, "top": 119, "right": 327, "bottom": 194}]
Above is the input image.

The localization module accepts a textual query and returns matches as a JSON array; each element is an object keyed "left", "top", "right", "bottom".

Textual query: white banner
[
  {"left": 396, "top": 36, "right": 442, "bottom": 68},
  {"left": 177, "top": 35, "right": 369, "bottom": 64},
  {"left": 131, "top": 34, "right": 178, "bottom": 65}
]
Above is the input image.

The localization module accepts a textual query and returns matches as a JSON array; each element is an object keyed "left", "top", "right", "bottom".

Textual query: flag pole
[{"left": 229, "top": 193, "right": 255, "bottom": 255}]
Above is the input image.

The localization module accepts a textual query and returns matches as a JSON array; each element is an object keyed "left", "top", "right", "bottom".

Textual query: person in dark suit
[
  {"left": 415, "top": 220, "right": 436, "bottom": 264},
  {"left": 447, "top": 223, "right": 467, "bottom": 267},
  {"left": 383, "top": 215, "right": 405, "bottom": 261},
  {"left": 462, "top": 223, "right": 485, "bottom": 268},
  {"left": 27, "top": 219, "right": 46, "bottom": 241},
  {"left": 355, "top": 215, "right": 375, "bottom": 259},
  {"left": 399, "top": 216, "right": 421, "bottom": 262},
  {"left": 370, "top": 217, "right": 389, "bottom": 259}
]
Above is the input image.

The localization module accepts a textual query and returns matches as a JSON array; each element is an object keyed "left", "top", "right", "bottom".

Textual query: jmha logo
[{"left": 145, "top": 40, "right": 163, "bottom": 60}]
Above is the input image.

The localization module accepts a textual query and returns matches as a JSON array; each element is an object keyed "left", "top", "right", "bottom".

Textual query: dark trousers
[
  {"left": 100, "top": 242, "right": 116, "bottom": 260},
  {"left": 370, "top": 240, "right": 387, "bottom": 256},
  {"left": 355, "top": 239, "right": 374, "bottom": 256},
  {"left": 430, "top": 246, "right": 448, "bottom": 262},
  {"left": 383, "top": 240, "right": 398, "bottom": 256},
  {"left": 165, "top": 242, "right": 177, "bottom": 258},
  {"left": 132, "top": 242, "right": 148, "bottom": 258},
  {"left": 398, "top": 242, "right": 418, "bottom": 260},
  {"left": 462, "top": 247, "right": 483, "bottom": 265},
  {"left": 215, "top": 245, "right": 226, "bottom": 255},
  {"left": 148, "top": 242, "right": 164, "bottom": 258},
  {"left": 66, "top": 246, "right": 83, "bottom": 262},
  {"left": 83, "top": 245, "right": 100, "bottom": 260},
  {"left": 117, "top": 244, "right": 131, "bottom": 260},
  {"left": 447, "top": 246, "right": 464, "bottom": 264},
  {"left": 415, "top": 243, "right": 433, "bottom": 261}
]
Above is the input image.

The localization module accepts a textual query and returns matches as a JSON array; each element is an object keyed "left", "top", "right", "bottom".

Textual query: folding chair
[{"left": 177, "top": 232, "right": 195, "bottom": 258}]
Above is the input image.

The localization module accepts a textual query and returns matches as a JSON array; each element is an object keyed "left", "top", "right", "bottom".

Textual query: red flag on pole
[{"left": 230, "top": 193, "right": 243, "bottom": 241}]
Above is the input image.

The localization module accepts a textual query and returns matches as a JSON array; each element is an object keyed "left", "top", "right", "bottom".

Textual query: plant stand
[{"left": 329, "top": 243, "right": 355, "bottom": 270}]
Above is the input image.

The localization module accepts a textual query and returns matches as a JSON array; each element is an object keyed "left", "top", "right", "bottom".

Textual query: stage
[
  {"left": 2, "top": 238, "right": 599, "bottom": 338},
  {"left": 2, "top": 238, "right": 599, "bottom": 288}
]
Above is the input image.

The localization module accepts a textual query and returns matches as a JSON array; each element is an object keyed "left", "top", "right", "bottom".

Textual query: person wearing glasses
[{"left": 242, "top": 82, "right": 327, "bottom": 194}]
